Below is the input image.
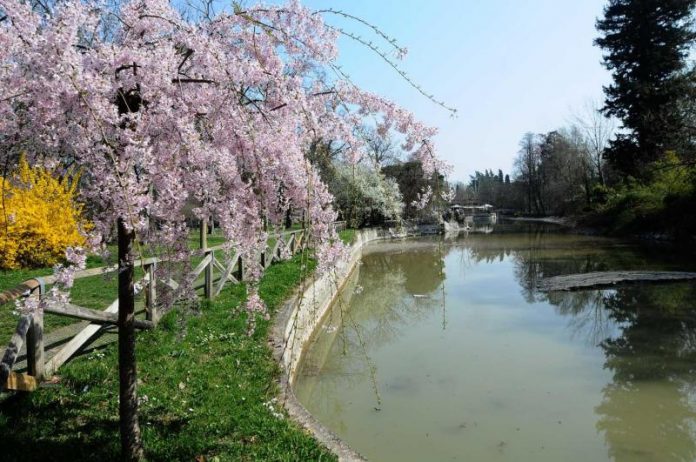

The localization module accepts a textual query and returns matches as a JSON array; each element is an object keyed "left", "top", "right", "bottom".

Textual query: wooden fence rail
[{"left": 1, "top": 226, "right": 313, "bottom": 392}]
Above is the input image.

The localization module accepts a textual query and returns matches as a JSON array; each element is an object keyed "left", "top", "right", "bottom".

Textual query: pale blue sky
[
  {"left": 237, "top": 1, "right": 611, "bottom": 182},
  {"left": 295, "top": 0, "right": 612, "bottom": 182}
]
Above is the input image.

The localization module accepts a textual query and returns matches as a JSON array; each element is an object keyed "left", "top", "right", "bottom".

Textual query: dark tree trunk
[
  {"left": 118, "top": 218, "right": 143, "bottom": 462},
  {"left": 285, "top": 207, "right": 292, "bottom": 229}
]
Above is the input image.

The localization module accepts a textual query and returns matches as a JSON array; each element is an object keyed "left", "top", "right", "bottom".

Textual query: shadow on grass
[
  {"left": 0, "top": 391, "right": 206, "bottom": 462},
  {"left": 0, "top": 392, "right": 120, "bottom": 461},
  {"left": 0, "top": 252, "right": 333, "bottom": 462}
]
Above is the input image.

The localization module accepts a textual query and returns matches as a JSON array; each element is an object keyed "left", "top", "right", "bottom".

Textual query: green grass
[
  {"left": 186, "top": 227, "right": 304, "bottom": 251},
  {"left": 187, "top": 229, "right": 227, "bottom": 249},
  {"left": 0, "top": 264, "right": 143, "bottom": 335},
  {"left": 0, "top": 252, "right": 334, "bottom": 462},
  {"left": 338, "top": 228, "right": 356, "bottom": 245}
]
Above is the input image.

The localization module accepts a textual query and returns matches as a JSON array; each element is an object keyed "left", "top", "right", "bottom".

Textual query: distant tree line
[
  {"left": 310, "top": 0, "right": 696, "bottom": 234},
  {"left": 451, "top": 109, "right": 613, "bottom": 216},
  {"left": 451, "top": 169, "right": 517, "bottom": 210},
  {"left": 511, "top": 120, "right": 612, "bottom": 216},
  {"left": 465, "top": 0, "right": 696, "bottom": 229}
]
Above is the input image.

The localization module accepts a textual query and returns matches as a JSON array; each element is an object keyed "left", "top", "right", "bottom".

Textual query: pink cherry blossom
[{"left": 0, "top": 0, "right": 444, "bottom": 318}]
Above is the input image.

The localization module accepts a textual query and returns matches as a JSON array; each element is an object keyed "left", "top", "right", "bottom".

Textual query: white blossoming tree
[{"left": 330, "top": 163, "right": 404, "bottom": 227}]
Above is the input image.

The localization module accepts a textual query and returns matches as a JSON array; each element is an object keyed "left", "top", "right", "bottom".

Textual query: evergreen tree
[{"left": 595, "top": 0, "right": 696, "bottom": 176}]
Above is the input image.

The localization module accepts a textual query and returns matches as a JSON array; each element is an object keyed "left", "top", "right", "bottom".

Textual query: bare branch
[
  {"left": 171, "top": 78, "right": 216, "bottom": 84},
  {"left": 177, "top": 46, "right": 195, "bottom": 74},
  {"left": 328, "top": 26, "right": 457, "bottom": 115}
]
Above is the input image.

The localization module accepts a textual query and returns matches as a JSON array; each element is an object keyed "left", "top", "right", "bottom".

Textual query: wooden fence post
[
  {"left": 200, "top": 219, "right": 214, "bottom": 300},
  {"left": 200, "top": 218, "right": 208, "bottom": 249},
  {"left": 290, "top": 232, "right": 296, "bottom": 254},
  {"left": 204, "top": 250, "right": 214, "bottom": 300},
  {"left": 26, "top": 281, "right": 45, "bottom": 381},
  {"left": 236, "top": 256, "right": 244, "bottom": 282},
  {"left": 1, "top": 314, "right": 32, "bottom": 392},
  {"left": 145, "top": 263, "right": 157, "bottom": 323}
]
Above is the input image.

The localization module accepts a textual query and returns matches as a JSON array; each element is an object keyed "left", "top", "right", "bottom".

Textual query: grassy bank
[
  {"left": 0, "top": 252, "right": 336, "bottom": 461},
  {"left": 582, "top": 159, "right": 696, "bottom": 242},
  {"left": 0, "top": 229, "right": 358, "bottom": 461}
]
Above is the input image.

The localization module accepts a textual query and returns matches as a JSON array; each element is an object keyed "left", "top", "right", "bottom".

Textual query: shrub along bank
[{"left": 583, "top": 155, "right": 696, "bottom": 242}]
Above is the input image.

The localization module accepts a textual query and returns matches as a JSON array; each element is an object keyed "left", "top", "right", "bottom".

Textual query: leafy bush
[
  {"left": 0, "top": 155, "right": 91, "bottom": 269},
  {"left": 596, "top": 152, "right": 696, "bottom": 236}
]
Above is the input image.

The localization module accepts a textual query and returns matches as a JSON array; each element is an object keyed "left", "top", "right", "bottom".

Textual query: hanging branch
[
  {"left": 329, "top": 26, "right": 457, "bottom": 115},
  {"left": 235, "top": 6, "right": 457, "bottom": 116},
  {"left": 314, "top": 8, "right": 405, "bottom": 56}
]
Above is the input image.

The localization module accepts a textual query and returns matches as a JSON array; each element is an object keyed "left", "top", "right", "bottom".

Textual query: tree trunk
[
  {"left": 285, "top": 207, "right": 292, "bottom": 229},
  {"left": 118, "top": 218, "right": 143, "bottom": 462},
  {"left": 596, "top": 154, "right": 605, "bottom": 187}
]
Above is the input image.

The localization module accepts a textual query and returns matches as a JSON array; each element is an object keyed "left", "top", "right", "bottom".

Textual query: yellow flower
[{"left": 0, "top": 155, "right": 92, "bottom": 270}]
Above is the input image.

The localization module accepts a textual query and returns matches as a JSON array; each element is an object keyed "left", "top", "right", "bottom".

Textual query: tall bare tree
[
  {"left": 514, "top": 133, "right": 543, "bottom": 214},
  {"left": 573, "top": 99, "right": 616, "bottom": 186},
  {"left": 360, "top": 126, "right": 399, "bottom": 166}
]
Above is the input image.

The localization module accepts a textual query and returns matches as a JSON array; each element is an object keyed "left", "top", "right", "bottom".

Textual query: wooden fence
[{"left": 0, "top": 227, "right": 309, "bottom": 393}]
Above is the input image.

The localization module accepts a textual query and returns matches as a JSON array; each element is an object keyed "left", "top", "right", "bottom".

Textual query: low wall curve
[{"left": 269, "top": 229, "right": 389, "bottom": 461}]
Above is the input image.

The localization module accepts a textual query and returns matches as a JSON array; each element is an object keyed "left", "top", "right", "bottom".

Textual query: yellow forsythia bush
[{"left": 0, "top": 155, "right": 91, "bottom": 270}]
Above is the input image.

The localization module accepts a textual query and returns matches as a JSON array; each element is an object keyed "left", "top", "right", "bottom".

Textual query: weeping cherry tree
[{"left": 0, "top": 0, "right": 448, "bottom": 459}]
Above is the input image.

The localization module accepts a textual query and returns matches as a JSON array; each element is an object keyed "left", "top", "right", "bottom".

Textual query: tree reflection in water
[
  {"left": 297, "top": 241, "right": 447, "bottom": 417},
  {"left": 496, "top": 228, "right": 696, "bottom": 462},
  {"left": 297, "top": 224, "right": 696, "bottom": 460},
  {"left": 594, "top": 284, "right": 696, "bottom": 462}
]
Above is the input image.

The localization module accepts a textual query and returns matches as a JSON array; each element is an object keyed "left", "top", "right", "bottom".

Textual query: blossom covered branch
[{"left": 0, "top": 0, "right": 446, "bottom": 317}]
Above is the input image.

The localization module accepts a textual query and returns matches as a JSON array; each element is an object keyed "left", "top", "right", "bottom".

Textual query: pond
[{"left": 294, "top": 223, "right": 696, "bottom": 462}]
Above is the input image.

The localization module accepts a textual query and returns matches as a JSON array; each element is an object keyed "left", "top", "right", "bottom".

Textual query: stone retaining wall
[{"left": 270, "top": 229, "right": 388, "bottom": 461}]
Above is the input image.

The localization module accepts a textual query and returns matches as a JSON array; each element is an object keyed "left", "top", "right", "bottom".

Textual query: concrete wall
[{"left": 270, "top": 229, "right": 387, "bottom": 461}]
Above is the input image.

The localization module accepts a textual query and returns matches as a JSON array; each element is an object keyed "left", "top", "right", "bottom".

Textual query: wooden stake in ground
[{"left": 118, "top": 218, "right": 143, "bottom": 461}]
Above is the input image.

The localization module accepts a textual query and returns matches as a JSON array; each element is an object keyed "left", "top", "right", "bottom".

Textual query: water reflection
[
  {"left": 464, "top": 229, "right": 696, "bottom": 461},
  {"left": 596, "top": 285, "right": 696, "bottom": 462},
  {"left": 299, "top": 242, "right": 446, "bottom": 415},
  {"left": 296, "top": 225, "right": 696, "bottom": 461}
]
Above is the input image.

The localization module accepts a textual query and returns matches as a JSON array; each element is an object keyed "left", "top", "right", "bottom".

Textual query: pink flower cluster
[
  {"left": 244, "top": 291, "right": 268, "bottom": 335},
  {"left": 0, "top": 0, "right": 442, "bottom": 316}
]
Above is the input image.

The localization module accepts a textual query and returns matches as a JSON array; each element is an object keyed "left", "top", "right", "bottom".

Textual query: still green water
[{"left": 294, "top": 224, "right": 696, "bottom": 462}]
